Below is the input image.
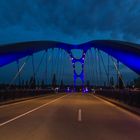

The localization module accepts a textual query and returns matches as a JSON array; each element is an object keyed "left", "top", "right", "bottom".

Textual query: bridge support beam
[{"left": 69, "top": 50, "right": 86, "bottom": 91}]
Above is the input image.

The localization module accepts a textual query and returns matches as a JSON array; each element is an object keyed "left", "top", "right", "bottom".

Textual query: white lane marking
[
  {"left": 93, "top": 95, "right": 140, "bottom": 121},
  {"left": 0, "top": 94, "right": 58, "bottom": 109},
  {"left": 78, "top": 109, "right": 82, "bottom": 122},
  {"left": 0, "top": 94, "right": 67, "bottom": 127}
]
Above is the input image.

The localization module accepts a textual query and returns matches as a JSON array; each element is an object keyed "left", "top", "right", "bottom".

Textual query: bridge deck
[{"left": 0, "top": 93, "right": 140, "bottom": 140}]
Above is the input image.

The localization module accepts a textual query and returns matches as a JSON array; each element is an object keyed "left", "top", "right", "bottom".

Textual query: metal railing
[
  {"left": 0, "top": 89, "right": 55, "bottom": 102},
  {"left": 95, "top": 89, "right": 140, "bottom": 107}
]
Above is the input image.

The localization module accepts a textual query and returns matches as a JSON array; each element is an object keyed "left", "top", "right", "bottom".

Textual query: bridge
[
  {"left": 0, "top": 40, "right": 140, "bottom": 140},
  {"left": 0, "top": 40, "right": 140, "bottom": 86}
]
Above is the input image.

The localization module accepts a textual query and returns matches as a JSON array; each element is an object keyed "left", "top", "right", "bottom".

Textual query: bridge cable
[
  {"left": 111, "top": 57, "right": 126, "bottom": 88},
  {"left": 90, "top": 48, "right": 96, "bottom": 86},
  {"left": 90, "top": 49, "right": 95, "bottom": 85},
  {"left": 31, "top": 54, "right": 36, "bottom": 83},
  {"left": 45, "top": 50, "right": 48, "bottom": 85},
  {"left": 89, "top": 49, "right": 94, "bottom": 85},
  {"left": 90, "top": 50, "right": 93, "bottom": 84},
  {"left": 16, "top": 60, "right": 21, "bottom": 86},
  {"left": 94, "top": 48, "right": 99, "bottom": 86},
  {"left": 97, "top": 49, "right": 102, "bottom": 86},
  {"left": 29, "top": 51, "right": 46, "bottom": 88},
  {"left": 86, "top": 51, "right": 90, "bottom": 85},
  {"left": 59, "top": 50, "right": 62, "bottom": 85},
  {"left": 48, "top": 49, "right": 51, "bottom": 85},
  {"left": 56, "top": 48, "right": 61, "bottom": 86},
  {"left": 51, "top": 49, "right": 54, "bottom": 83},
  {"left": 68, "top": 50, "right": 73, "bottom": 85},
  {"left": 62, "top": 51, "right": 65, "bottom": 85},
  {"left": 117, "top": 60, "right": 119, "bottom": 87},
  {"left": 40, "top": 50, "right": 48, "bottom": 87},
  {"left": 107, "top": 54, "right": 110, "bottom": 86},
  {"left": 57, "top": 49, "right": 61, "bottom": 85},
  {"left": 35, "top": 51, "right": 45, "bottom": 78},
  {"left": 98, "top": 51, "right": 109, "bottom": 86},
  {"left": 8, "top": 56, "right": 30, "bottom": 89}
]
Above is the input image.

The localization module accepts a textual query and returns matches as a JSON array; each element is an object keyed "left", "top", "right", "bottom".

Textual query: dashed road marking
[{"left": 78, "top": 108, "right": 82, "bottom": 122}]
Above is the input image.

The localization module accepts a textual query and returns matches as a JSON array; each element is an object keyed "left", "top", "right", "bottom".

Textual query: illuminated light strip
[
  {"left": 0, "top": 94, "right": 68, "bottom": 127},
  {"left": 93, "top": 95, "right": 140, "bottom": 121}
]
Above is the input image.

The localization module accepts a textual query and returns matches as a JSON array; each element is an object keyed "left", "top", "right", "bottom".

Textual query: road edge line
[
  {"left": 93, "top": 94, "right": 140, "bottom": 121},
  {"left": 0, "top": 94, "right": 63, "bottom": 109},
  {"left": 0, "top": 94, "right": 67, "bottom": 127}
]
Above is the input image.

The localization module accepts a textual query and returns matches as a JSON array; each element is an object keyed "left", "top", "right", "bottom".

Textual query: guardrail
[
  {"left": 95, "top": 89, "right": 140, "bottom": 107},
  {"left": 0, "top": 89, "right": 55, "bottom": 102}
]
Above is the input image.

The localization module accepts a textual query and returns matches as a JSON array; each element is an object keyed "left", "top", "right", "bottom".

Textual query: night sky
[
  {"left": 0, "top": 0, "right": 139, "bottom": 84},
  {"left": 1, "top": 0, "right": 140, "bottom": 44}
]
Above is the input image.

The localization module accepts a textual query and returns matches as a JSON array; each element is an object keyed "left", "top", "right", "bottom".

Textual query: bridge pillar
[{"left": 69, "top": 50, "right": 86, "bottom": 91}]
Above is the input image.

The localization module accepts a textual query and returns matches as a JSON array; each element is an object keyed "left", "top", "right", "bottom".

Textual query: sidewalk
[{"left": 96, "top": 95, "right": 140, "bottom": 116}]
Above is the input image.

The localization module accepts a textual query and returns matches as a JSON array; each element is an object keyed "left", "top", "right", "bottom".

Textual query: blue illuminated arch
[{"left": 0, "top": 40, "right": 140, "bottom": 74}]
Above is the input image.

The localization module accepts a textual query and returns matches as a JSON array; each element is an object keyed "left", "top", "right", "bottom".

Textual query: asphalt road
[{"left": 0, "top": 93, "right": 140, "bottom": 140}]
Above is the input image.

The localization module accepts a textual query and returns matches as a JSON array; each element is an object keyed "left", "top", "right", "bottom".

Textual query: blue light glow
[{"left": 0, "top": 41, "right": 140, "bottom": 76}]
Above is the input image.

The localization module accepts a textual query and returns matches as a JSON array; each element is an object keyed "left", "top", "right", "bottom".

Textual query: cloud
[{"left": 0, "top": 0, "right": 140, "bottom": 44}]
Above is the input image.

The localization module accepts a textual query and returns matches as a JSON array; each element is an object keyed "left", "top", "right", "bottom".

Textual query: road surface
[{"left": 0, "top": 93, "right": 140, "bottom": 140}]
